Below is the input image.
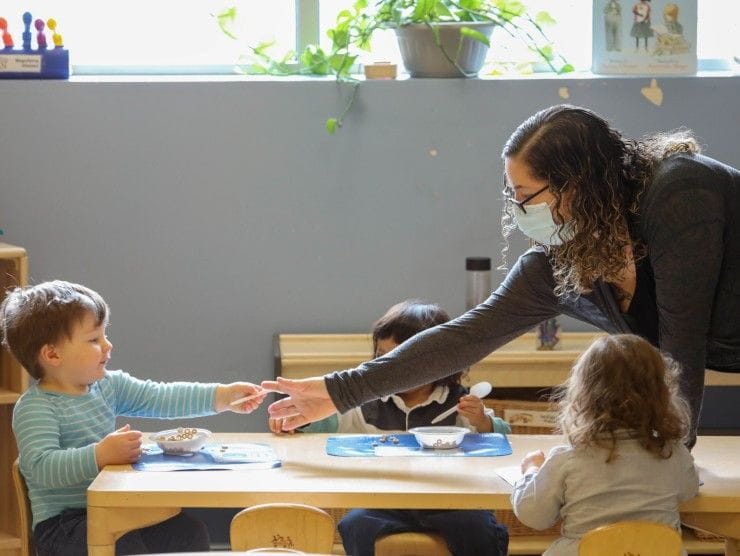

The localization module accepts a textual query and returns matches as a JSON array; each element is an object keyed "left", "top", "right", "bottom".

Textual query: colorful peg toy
[
  {"left": 47, "top": 18, "right": 63, "bottom": 48},
  {"left": 0, "top": 18, "right": 14, "bottom": 48},
  {"left": 34, "top": 18, "right": 46, "bottom": 50},
  {"left": 0, "top": 11, "right": 69, "bottom": 78}
]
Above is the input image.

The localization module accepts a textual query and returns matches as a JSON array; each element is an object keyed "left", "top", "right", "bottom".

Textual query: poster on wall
[{"left": 592, "top": 0, "right": 697, "bottom": 74}]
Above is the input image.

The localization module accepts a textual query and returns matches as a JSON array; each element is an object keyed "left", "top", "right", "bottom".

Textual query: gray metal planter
[{"left": 394, "top": 21, "right": 495, "bottom": 78}]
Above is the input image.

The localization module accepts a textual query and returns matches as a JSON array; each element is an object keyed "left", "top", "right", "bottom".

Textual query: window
[
  {"left": 4, "top": 1, "right": 739, "bottom": 74},
  {"left": 3, "top": 1, "right": 294, "bottom": 73}
]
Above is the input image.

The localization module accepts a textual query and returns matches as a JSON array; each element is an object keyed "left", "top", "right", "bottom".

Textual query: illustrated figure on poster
[
  {"left": 604, "top": 0, "right": 622, "bottom": 52},
  {"left": 653, "top": 3, "right": 690, "bottom": 56},
  {"left": 630, "top": 0, "right": 653, "bottom": 51}
]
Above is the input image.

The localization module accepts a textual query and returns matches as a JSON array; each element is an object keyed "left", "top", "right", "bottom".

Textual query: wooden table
[{"left": 87, "top": 433, "right": 740, "bottom": 556}]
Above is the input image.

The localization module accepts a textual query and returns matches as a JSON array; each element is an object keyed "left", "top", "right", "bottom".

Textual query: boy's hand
[
  {"left": 520, "top": 449, "right": 546, "bottom": 475},
  {"left": 95, "top": 424, "right": 143, "bottom": 469},
  {"left": 216, "top": 382, "right": 268, "bottom": 413},
  {"left": 268, "top": 417, "right": 296, "bottom": 435},
  {"left": 457, "top": 395, "right": 492, "bottom": 432}
]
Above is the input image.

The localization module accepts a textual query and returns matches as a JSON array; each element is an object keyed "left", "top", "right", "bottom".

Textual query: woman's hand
[
  {"left": 457, "top": 395, "right": 492, "bottom": 432},
  {"left": 261, "top": 376, "right": 337, "bottom": 430},
  {"left": 215, "top": 382, "right": 268, "bottom": 413},
  {"left": 268, "top": 417, "right": 296, "bottom": 435},
  {"left": 520, "top": 449, "right": 546, "bottom": 475}
]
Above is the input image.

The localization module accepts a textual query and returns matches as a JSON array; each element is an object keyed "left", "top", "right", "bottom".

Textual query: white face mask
[{"left": 512, "top": 201, "right": 575, "bottom": 246}]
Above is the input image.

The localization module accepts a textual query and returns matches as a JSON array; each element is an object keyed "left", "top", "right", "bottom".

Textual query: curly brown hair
[
  {"left": 500, "top": 104, "right": 700, "bottom": 297},
  {"left": 553, "top": 334, "right": 691, "bottom": 462}
]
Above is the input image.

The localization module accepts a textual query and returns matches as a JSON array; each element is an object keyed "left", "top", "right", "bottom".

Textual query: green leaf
[
  {"left": 326, "top": 118, "right": 338, "bottom": 134},
  {"left": 413, "top": 0, "right": 436, "bottom": 21},
  {"left": 460, "top": 26, "right": 490, "bottom": 47},
  {"left": 253, "top": 40, "right": 276, "bottom": 58},
  {"left": 433, "top": 1, "right": 453, "bottom": 18},
  {"left": 558, "top": 63, "right": 575, "bottom": 74},
  {"left": 534, "top": 11, "right": 557, "bottom": 26},
  {"left": 353, "top": 0, "right": 367, "bottom": 12},
  {"left": 539, "top": 45, "right": 554, "bottom": 61},
  {"left": 336, "top": 9, "right": 354, "bottom": 26},
  {"left": 495, "top": 0, "right": 525, "bottom": 18},
  {"left": 330, "top": 53, "right": 357, "bottom": 74},
  {"left": 279, "top": 49, "right": 296, "bottom": 64},
  {"left": 215, "top": 7, "right": 238, "bottom": 40},
  {"left": 331, "top": 29, "right": 350, "bottom": 49}
]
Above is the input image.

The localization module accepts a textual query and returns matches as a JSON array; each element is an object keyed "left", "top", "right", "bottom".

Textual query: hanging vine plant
[{"left": 216, "top": 1, "right": 573, "bottom": 134}]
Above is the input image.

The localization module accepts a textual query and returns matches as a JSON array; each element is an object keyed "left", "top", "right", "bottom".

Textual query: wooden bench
[{"left": 274, "top": 332, "right": 740, "bottom": 388}]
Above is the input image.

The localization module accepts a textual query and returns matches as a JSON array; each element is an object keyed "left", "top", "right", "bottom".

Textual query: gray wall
[{"left": 1, "top": 75, "right": 739, "bottom": 435}]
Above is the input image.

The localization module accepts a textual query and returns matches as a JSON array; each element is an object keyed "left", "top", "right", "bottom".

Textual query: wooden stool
[
  {"left": 579, "top": 520, "right": 682, "bottom": 555},
  {"left": 230, "top": 503, "right": 335, "bottom": 553},
  {"left": 12, "top": 458, "right": 36, "bottom": 556},
  {"left": 375, "top": 531, "right": 452, "bottom": 556}
]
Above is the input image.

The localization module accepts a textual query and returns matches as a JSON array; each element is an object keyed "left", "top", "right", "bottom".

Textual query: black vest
[{"left": 359, "top": 383, "right": 469, "bottom": 430}]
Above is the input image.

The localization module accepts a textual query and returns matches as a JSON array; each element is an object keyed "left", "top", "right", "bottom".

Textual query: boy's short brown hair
[{"left": 0, "top": 280, "right": 109, "bottom": 380}]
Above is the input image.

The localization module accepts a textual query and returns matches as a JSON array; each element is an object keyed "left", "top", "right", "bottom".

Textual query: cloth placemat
[
  {"left": 133, "top": 442, "right": 281, "bottom": 471},
  {"left": 326, "top": 433, "right": 512, "bottom": 457}
]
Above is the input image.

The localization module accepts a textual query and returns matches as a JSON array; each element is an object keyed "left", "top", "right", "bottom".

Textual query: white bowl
[
  {"left": 150, "top": 427, "right": 212, "bottom": 455},
  {"left": 409, "top": 426, "right": 468, "bottom": 450}
]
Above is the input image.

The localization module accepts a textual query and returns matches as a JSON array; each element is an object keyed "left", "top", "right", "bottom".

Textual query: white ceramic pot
[{"left": 394, "top": 21, "right": 495, "bottom": 78}]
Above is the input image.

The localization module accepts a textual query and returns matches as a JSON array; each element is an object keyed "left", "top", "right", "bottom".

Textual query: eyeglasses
[{"left": 502, "top": 184, "right": 550, "bottom": 214}]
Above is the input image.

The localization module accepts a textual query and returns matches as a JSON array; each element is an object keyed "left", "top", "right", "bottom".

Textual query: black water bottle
[{"left": 465, "top": 257, "right": 491, "bottom": 310}]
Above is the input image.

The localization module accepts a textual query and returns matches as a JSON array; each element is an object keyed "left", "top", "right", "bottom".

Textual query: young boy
[
  {"left": 270, "top": 300, "right": 510, "bottom": 556},
  {"left": 1, "top": 280, "right": 267, "bottom": 556}
]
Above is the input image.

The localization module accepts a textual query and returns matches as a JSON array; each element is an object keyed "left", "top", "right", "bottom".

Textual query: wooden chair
[
  {"left": 230, "top": 503, "right": 335, "bottom": 553},
  {"left": 375, "top": 531, "right": 452, "bottom": 556},
  {"left": 579, "top": 520, "right": 683, "bottom": 556},
  {"left": 12, "top": 458, "right": 36, "bottom": 556}
]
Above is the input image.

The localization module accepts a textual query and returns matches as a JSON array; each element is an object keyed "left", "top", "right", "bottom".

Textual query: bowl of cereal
[
  {"left": 409, "top": 426, "right": 468, "bottom": 450},
  {"left": 150, "top": 427, "right": 212, "bottom": 455}
]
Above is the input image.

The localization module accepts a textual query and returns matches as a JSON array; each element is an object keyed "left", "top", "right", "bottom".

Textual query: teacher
[{"left": 264, "top": 104, "right": 740, "bottom": 446}]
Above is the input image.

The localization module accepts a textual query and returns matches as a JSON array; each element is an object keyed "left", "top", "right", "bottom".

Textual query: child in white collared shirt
[{"left": 271, "top": 299, "right": 510, "bottom": 556}]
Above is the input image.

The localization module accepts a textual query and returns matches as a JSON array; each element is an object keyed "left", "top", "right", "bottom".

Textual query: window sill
[{"left": 56, "top": 67, "right": 738, "bottom": 83}]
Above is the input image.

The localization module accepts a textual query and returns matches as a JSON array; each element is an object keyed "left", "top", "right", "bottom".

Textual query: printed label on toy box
[
  {"left": 0, "top": 54, "right": 42, "bottom": 73},
  {"left": 504, "top": 408, "right": 558, "bottom": 428}
]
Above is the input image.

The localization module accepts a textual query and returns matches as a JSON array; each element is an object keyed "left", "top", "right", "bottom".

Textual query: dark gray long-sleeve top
[{"left": 325, "top": 154, "right": 740, "bottom": 443}]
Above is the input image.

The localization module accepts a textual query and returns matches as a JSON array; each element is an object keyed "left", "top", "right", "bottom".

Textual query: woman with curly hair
[
  {"left": 512, "top": 334, "right": 699, "bottom": 555},
  {"left": 264, "top": 104, "right": 740, "bottom": 447}
]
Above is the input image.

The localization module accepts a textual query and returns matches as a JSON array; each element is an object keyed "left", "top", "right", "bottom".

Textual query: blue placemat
[
  {"left": 326, "top": 433, "right": 512, "bottom": 457},
  {"left": 133, "top": 442, "right": 281, "bottom": 471}
]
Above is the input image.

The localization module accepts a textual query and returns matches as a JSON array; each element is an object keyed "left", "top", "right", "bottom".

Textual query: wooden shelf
[
  {"left": 0, "top": 530, "right": 21, "bottom": 550},
  {"left": 0, "top": 243, "right": 27, "bottom": 556},
  {"left": 276, "top": 332, "right": 740, "bottom": 388},
  {"left": 0, "top": 389, "right": 21, "bottom": 405}
]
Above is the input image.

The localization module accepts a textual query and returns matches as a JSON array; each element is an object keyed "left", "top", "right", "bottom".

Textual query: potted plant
[{"left": 217, "top": 0, "right": 572, "bottom": 132}]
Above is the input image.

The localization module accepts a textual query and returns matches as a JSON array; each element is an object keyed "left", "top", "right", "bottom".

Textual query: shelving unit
[{"left": 0, "top": 243, "right": 28, "bottom": 556}]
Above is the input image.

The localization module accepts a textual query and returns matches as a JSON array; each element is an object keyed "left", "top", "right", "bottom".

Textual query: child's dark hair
[
  {"left": 0, "top": 280, "right": 109, "bottom": 380},
  {"left": 372, "top": 299, "right": 461, "bottom": 388},
  {"left": 554, "top": 334, "right": 690, "bottom": 462}
]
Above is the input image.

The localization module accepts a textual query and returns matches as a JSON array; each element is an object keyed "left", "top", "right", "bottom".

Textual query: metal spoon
[{"left": 430, "top": 381, "right": 492, "bottom": 424}]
